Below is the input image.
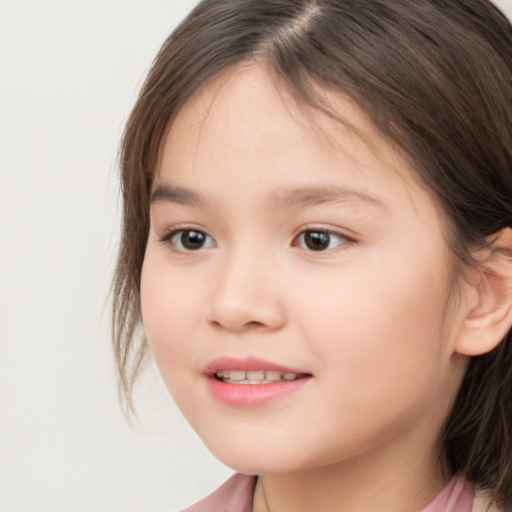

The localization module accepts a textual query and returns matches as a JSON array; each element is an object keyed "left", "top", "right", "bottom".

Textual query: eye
[
  {"left": 294, "top": 229, "right": 349, "bottom": 251},
  {"left": 162, "top": 229, "right": 215, "bottom": 251}
]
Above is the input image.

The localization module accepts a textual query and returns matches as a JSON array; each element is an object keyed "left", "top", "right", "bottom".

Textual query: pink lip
[{"left": 203, "top": 356, "right": 312, "bottom": 407}]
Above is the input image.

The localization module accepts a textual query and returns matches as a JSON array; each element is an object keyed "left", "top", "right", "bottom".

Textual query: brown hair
[{"left": 112, "top": 0, "right": 512, "bottom": 506}]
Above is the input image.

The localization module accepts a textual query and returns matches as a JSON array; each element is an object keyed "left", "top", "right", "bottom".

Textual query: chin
[
  {"left": 214, "top": 454, "right": 299, "bottom": 476},
  {"left": 202, "top": 434, "right": 334, "bottom": 476},
  {"left": 201, "top": 437, "right": 297, "bottom": 475}
]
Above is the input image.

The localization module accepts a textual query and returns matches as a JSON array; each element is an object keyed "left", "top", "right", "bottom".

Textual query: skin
[{"left": 140, "top": 63, "right": 474, "bottom": 512}]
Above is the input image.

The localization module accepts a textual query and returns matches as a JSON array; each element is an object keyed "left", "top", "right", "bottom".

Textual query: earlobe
[{"left": 454, "top": 228, "right": 512, "bottom": 357}]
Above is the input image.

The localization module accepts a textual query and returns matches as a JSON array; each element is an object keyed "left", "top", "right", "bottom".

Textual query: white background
[{"left": 1, "top": 1, "right": 511, "bottom": 511}]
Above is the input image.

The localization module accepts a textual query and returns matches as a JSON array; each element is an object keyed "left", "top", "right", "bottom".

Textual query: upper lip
[{"left": 203, "top": 356, "right": 310, "bottom": 377}]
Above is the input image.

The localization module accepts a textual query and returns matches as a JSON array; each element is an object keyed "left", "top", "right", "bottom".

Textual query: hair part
[{"left": 112, "top": 0, "right": 512, "bottom": 505}]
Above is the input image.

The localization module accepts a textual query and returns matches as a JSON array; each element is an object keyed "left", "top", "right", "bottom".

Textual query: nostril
[
  {"left": 246, "top": 321, "right": 265, "bottom": 328},
  {"left": 209, "top": 318, "right": 268, "bottom": 331}
]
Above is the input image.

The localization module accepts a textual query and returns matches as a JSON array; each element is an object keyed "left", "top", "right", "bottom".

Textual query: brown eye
[
  {"left": 296, "top": 230, "right": 348, "bottom": 251},
  {"left": 169, "top": 229, "right": 215, "bottom": 251}
]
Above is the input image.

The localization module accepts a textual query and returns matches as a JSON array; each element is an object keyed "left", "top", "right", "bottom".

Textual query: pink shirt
[{"left": 181, "top": 473, "right": 475, "bottom": 512}]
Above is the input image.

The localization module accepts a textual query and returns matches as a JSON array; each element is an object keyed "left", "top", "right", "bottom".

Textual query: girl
[{"left": 111, "top": 1, "right": 512, "bottom": 511}]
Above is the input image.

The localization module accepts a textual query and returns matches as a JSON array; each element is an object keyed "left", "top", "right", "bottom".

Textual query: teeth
[
  {"left": 229, "top": 370, "right": 246, "bottom": 381},
  {"left": 266, "top": 370, "right": 281, "bottom": 381},
  {"left": 214, "top": 370, "right": 302, "bottom": 383},
  {"left": 246, "top": 370, "right": 265, "bottom": 380}
]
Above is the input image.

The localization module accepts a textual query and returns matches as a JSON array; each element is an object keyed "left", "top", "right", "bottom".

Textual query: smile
[
  {"left": 204, "top": 356, "right": 312, "bottom": 406},
  {"left": 215, "top": 370, "right": 305, "bottom": 384}
]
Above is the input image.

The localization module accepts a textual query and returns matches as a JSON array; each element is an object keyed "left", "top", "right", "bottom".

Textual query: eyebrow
[
  {"left": 281, "top": 186, "right": 388, "bottom": 210},
  {"left": 150, "top": 183, "right": 388, "bottom": 210},
  {"left": 151, "top": 184, "right": 203, "bottom": 206}
]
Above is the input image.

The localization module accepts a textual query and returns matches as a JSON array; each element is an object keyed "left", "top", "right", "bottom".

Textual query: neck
[{"left": 252, "top": 433, "right": 449, "bottom": 512}]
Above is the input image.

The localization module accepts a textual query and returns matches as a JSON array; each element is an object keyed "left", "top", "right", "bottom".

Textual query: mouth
[
  {"left": 214, "top": 369, "right": 308, "bottom": 384},
  {"left": 204, "top": 356, "right": 312, "bottom": 406}
]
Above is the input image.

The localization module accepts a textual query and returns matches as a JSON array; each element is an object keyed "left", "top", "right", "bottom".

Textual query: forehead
[
  {"left": 160, "top": 63, "right": 399, "bottom": 172},
  {"left": 155, "top": 63, "right": 438, "bottom": 223}
]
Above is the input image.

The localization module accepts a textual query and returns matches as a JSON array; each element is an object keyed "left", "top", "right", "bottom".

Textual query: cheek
[
  {"left": 294, "top": 248, "right": 452, "bottom": 397},
  {"left": 140, "top": 252, "right": 201, "bottom": 382},
  {"left": 283, "top": 259, "right": 455, "bottom": 461}
]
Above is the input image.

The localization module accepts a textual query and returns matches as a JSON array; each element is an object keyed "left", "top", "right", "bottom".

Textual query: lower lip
[{"left": 207, "top": 377, "right": 310, "bottom": 407}]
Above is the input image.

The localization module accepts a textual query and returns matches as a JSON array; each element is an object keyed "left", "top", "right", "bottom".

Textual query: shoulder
[
  {"left": 180, "top": 473, "right": 257, "bottom": 512},
  {"left": 472, "top": 489, "right": 504, "bottom": 512}
]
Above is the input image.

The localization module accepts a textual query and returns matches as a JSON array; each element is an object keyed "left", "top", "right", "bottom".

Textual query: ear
[{"left": 454, "top": 228, "right": 512, "bottom": 356}]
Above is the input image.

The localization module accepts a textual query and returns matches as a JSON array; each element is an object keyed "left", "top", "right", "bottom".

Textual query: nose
[{"left": 207, "top": 250, "right": 286, "bottom": 332}]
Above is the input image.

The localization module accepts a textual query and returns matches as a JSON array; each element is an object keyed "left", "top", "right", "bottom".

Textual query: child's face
[{"left": 141, "top": 64, "right": 469, "bottom": 475}]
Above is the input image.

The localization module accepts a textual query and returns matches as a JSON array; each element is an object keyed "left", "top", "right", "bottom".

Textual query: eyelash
[
  {"left": 159, "top": 227, "right": 353, "bottom": 253},
  {"left": 159, "top": 228, "right": 216, "bottom": 252},
  {"left": 292, "top": 229, "right": 351, "bottom": 252}
]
